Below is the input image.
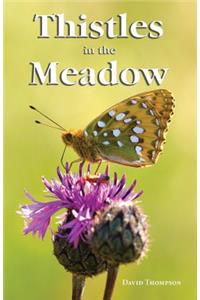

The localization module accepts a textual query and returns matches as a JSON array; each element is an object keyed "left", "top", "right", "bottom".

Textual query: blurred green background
[{"left": 4, "top": 1, "right": 196, "bottom": 300}]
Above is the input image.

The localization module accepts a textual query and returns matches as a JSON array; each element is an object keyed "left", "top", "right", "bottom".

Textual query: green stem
[
  {"left": 103, "top": 265, "right": 119, "bottom": 300},
  {"left": 72, "top": 274, "right": 86, "bottom": 300}
]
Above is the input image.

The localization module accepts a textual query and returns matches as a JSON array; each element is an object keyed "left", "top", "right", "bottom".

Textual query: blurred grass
[{"left": 4, "top": 1, "right": 196, "bottom": 300}]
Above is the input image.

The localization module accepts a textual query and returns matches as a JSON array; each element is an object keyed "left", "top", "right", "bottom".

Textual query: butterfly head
[{"left": 62, "top": 131, "right": 74, "bottom": 146}]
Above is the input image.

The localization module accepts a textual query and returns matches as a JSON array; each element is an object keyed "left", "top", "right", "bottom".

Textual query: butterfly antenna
[
  {"left": 29, "top": 105, "right": 66, "bottom": 131},
  {"left": 35, "top": 120, "right": 64, "bottom": 131}
]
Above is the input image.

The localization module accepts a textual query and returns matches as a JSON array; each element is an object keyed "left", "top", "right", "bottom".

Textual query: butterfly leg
[
  {"left": 69, "top": 158, "right": 84, "bottom": 172},
  {"left": 94, "top": 160, "right": 103, "bottom": 175},
  {"left": 60, "top": 145, "right": 67, "bottom": 169}
]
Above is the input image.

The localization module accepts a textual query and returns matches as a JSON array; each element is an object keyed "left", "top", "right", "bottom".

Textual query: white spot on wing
[
  {"left": 135, "top": 145, "right": 143, "bottom": 155},
  {"left": 157, "top": 129, "right": 161, "bottom": 137},
  {"left": 155, "top": 140, "right": 159, "bottom": 148},
  {"left": 152, "top": 150, "right": 156, "bottom": 159},
  {"left": 131, "top": 99, "right": 137, "bottom": 105},
  {"left": 124, "top": 118, "right": 132, "bottom": 124},
  {"left": 136, "top": 120, "right": 141, "bottom": 125},
  {"left": 117, "top": 141, "right": 124, "bottom": 147},
  {"left": 84, "top": 130, "right": 88, "bottom": 137},
  {"left": 149, "top": 109, "right": 155, "bottom": 116},
  {"left": 113, "top": 129, "right": 121, "bottom": 137},
  {"left": 102, "top": 141, "right": 110, "bottom": 145},
  {"left": 108, "top": 110, "right": 116, "bottom": 117},
  {"left": 115, "top": 113, "right": 126, "bottom": 121},
  {"left": 130, "top": 135, "right": 139, "bottom": 143},
  {"left": 103, "top": 132, "right": 108, "bottom": 137},
  {"left": 141, "top": 102, "right": 148, "bottom": 108},
  {"left": 98, "top": 121, "right": 106, "bottom": 128},
  {"left": 155, "top": 119, "right": 160, "bottom": 126},
  {"left": 133, "top": 126, "right": 144, "bottom": 134},
  {"left": 93, "top": 130, "right": 98, "bottom": 136}
]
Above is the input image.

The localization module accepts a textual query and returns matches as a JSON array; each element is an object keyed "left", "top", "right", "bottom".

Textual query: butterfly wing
[{"left": 84, "top": 89, "right": 175, "bottom": 167}]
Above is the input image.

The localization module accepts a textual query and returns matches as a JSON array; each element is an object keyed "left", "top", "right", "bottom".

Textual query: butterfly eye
[{"left": 64, "top": 133, "right": 73, "bottom": 143}]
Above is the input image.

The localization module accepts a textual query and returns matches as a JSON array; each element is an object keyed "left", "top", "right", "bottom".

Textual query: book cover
[{"left": 4, "top": 1, "right": 196, "bottom": 300}]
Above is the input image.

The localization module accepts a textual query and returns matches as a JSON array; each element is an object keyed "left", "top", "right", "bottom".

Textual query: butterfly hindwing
[{"left": 84, "top": 89, "right": 175, "bottom": 167}]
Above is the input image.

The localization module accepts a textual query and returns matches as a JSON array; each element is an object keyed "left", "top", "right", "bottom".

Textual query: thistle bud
[
  {"left": 53, "top": 216, "right": 108, "bottom": 277},
  {"left": 90, "top": 201, "right": 148, "bottom": 265}
]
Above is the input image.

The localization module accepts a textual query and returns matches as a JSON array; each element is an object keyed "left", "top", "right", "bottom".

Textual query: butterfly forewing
[{"left": 84, "top": 89, "right": 175, "bottom": 167}]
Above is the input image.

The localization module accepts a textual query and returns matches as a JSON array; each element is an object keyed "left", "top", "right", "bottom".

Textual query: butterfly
[{"left": 30, "top": 89, "right": 175, "bottom": 170}]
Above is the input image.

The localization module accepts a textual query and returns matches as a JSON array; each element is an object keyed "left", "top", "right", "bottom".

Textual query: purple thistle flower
[{"left": 18, "top": 163, "right": 143, "bottom": 247}]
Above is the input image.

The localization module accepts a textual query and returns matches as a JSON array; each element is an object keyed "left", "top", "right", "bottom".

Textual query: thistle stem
[
  {"left": 103, "top": 265, "right": 119, "bottom": 300},
  {"left": 72, "top": 274, "right": 86, "bottom": 300}
]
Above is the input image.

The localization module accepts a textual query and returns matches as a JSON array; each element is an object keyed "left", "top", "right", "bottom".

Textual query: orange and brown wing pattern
[{"left": 84, "top": 89, "right": 175, "bottom": 167}]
